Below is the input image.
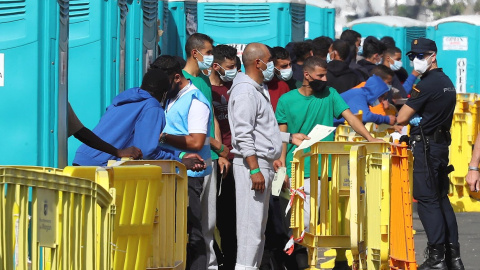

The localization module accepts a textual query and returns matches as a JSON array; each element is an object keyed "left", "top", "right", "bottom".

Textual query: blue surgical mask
[
  {"left": 196, "top": 50, "right": 214, "bottom": 70},
  {"left": 217, "top": 65, "right": 238, "bottom": 82},
  {"left": 390, "top": 59, "right": 403, "bottom": 71},
  {"left": 275, "top": 67, "right": 293, "bottom": 81},
  {"left": 371, "top": 99, "right": 381, "bottom": 106},
  {"left": 260, "top": 60, "right": 275, "bottom": 82},
  {"left": 326, "top": 52, "right": 332, "bottom": 63},
  {"left": 357, "top": 46, "right": 363, "bottom": 56},
  {"left": 387, "top": 84, "right": 393, "bottom": 91}
]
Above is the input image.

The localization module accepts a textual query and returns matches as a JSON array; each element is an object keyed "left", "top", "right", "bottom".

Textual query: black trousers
[
  {"left": 216, "top": 162, "right": 237, "bottom": 270},
  {"left": 186, "top": 176, "right": 207, "bottom": 270},
  {"left": 412, "top": 140, "right": 459, "bottom": 245}
]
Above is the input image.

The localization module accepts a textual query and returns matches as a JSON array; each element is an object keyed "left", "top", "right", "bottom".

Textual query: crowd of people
[{"left": 70, "top": 29, "right": 466, "bottom": 270}]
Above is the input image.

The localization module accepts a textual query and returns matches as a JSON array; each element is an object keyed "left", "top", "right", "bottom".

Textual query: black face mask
[{"left": 309, "top": 79, "right": 327, "bottom": 93}]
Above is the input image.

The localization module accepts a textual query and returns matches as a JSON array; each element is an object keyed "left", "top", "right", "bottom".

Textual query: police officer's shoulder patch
[{"left": 410, "top": 85, "right": 421, "bottom": 99}]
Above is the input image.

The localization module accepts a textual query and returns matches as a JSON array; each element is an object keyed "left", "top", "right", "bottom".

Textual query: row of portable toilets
[{"left": 0, "top": 0, "right": 480, "bottom": 168}]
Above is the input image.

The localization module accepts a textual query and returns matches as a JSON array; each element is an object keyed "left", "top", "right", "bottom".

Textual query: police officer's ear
[{"left": 430, "top": 52, "right": 437, "bottom": 64}]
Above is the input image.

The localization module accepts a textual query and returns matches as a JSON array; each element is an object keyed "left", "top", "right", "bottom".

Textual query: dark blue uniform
[{"left": 407, "top": 68, "right": 458, "bottom": 245}]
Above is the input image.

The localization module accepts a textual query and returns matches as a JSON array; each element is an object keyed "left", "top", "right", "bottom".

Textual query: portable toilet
[
  {"left": 161, "top": 0, "right": 198, "bottom": 58},
  {"left": 346, "top": 16, "right": 426, "bottom": 74},
  {"left": 197, "top": 0, "right": 294, "bottom": 58},
  {"left": 305, "top": 0, "right": 335, "bottom": 39},
  {"left": 290, "top": 0, "right": 306, "bottom": 43},
  {"left": 427, "top": 15, "right": 480, "bottom": 94},
  {"left": 0, "top": 0, "right": 69, "bottom": 167}
]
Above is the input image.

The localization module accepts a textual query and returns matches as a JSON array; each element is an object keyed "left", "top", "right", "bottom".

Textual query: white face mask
[
  {"left": 196, "top": 50, "right": 214, "bottom": 70},
  {"left": 390, "top": 59, "right": 403, "bottom": 71},
  {"left": 260, "top": 60, "right": 275, "bottom": 82},
  {"left": 275, "top": 67, "right": 293, "bottom": 81},
  {"left": 413, "top": 53, "right": 434, "bottom": 74},
  {"left": 217, "top": 65, "right": 238, "bottom": 82},
  {"left": 376, "top": 57, "right": 384, "bottom": 65},
  {"left": 326, "top": 52, "right": 332, "bottom": 63}
]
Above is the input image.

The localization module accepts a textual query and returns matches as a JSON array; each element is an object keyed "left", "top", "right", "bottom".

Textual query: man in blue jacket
[
  {"left": 334, "top": 65, "right": 397, "bottom": 126},
  {"left": 73, "top": 68, "right": 205, "bottom": 170}
]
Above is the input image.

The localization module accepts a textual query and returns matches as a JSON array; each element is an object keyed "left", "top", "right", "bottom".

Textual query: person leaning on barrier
[
  {"left": 72, "top": 68, "right": 206, "bottom": 172},
  {"left": 396, "top": 38, "right": 464, "bottom": 270},
  {"left": 68, "top": 102, "right": 143, "bottom": 161},
  {"left": 466, "top": 133, "right": 480, "bottom": 192},
  {"left": 227, "top": 42, "right": 309, "bottom": 270}
]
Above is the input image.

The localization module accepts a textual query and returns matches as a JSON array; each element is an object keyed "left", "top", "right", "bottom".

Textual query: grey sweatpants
[
  {"left": 201, "top": 160, "right": 218, "bottom": 270},
  {"left": 233, "top": 163, "right": 275, "bottom": 270}
]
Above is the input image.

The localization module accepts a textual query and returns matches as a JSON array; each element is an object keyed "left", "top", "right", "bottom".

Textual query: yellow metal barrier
[
  {"left": 291, "top": 142, "right": 391, "bottom": 270},
  {"left": 0, "top": 167, "right": 115, "bottom": 270},
  {"left": 108, "top": 160, "right": 188, "bottom": 270}
]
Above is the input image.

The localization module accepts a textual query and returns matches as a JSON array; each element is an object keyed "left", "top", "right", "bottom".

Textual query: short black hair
[
  {"left": 332, "top": 39, "right": 350, "bottom": 61},
  {"left": 235, "top": 56, "right": 242, "bottom": 71},
  {"left": 303, "top": 56, "right": 327, "bottom": 71},
  {"left": 213, "top": 45, "right": 237, "bottom": 64},
  {"left": 141, "top": 68, "right": 170, "bottom": 98},
  {"left": 371, "top": 64, "right": 395, "bottom": 81},
  {"left": 271, "top": 46, "right": 290, "bottom": 61},
  {"left": 385, "top": 46, "right": 402, "bottom": 56},
  {"left": 185, "top": 33, "right": 214, "bottom": 57},
  {"left": 363, "top": 36, "right": 387, "bottom": 59},
  {"left": 293, "top": 41, "right": 313, "bottom": 62},
  {"left": 381, "top": 36, "right": 396, "bottom": 48},
  {"left": 150, "top": 55, "right": 183, "bottom": 78},
  {"left": 312, "top": 36, "right": 333, "bottom": 58},
  {"left": 340, "top": 30, "right": 361, "bottom": 46}
]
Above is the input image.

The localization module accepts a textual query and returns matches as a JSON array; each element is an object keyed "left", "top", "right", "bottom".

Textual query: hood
[
  {"left": 112, "top": 87, "right": 155, "bottom": 106},
  {"left": 228, "top": 72, "right": 264, "bottom": 95},
  {"left": 363, "top": 75, "right": 389, "bottom": 105},
  {"left": 327, "top": 60, "right": 352, "bottom": 76}
]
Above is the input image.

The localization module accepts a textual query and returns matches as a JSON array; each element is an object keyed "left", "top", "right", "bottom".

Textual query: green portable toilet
[
  {"left": 0, "top": 0, "right": 69, "bottom": 167},
  {"left": 305, "top": 0, "right": 335, "bottom": 39},
  {"left": 427, "top": 15, "right": 480, "bottom": 93},
  {"left": 346, "top": 16, "right": 426, "bottom": 74}
]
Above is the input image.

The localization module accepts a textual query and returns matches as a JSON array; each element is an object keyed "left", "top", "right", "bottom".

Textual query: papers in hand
[
  {"left": 272, "top": 167, "right": 286, "bottom": 196},
  {"left": 293, "top": 125, "right": 336, "bottom": 153}
]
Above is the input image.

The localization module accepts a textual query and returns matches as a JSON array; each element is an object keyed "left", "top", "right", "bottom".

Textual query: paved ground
[{"left": 413, "top": 204, "right": 480, "bottom": 270}]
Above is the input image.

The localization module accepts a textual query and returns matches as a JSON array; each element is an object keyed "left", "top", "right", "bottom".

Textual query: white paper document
[
  {"left": 294, "top": 125, "right": 336, "bottom": 153},
  {"left": 272, "top": 167, "right": 286, "bottom": 196}
]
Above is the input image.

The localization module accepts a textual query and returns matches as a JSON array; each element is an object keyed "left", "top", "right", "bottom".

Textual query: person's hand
[
  {"left": 393, "top": 124, "right": 404, "bottom": 133},
  {"left": 181, "top": 153, "right": 206, "bottom": 172},
  {"left": 117, "top": 146, "right": 143, "bottom": 159},
  {"left": 291, "top": 133, "right": 310, "bottom": 146},
  {"left": 409, "top": 114, "right": 422, "bottom": 126},
  {"left": 218, "top": 157, "right": 231, "bottom": 179},
  {"left": 387, "top": 115, "right": 396, "bottom": 126},
  {"left": 466, "top": 169, "right": 480, "bottom": 192},
  {"left": 273, "top": 159, "right": 284, "bottom": 172},
  {"left": 251, "top": 170, "right": 265, "bottom": 193},
  {"left": 368, "top": 137, "right": 385, "bottom": 143},
  {"left": 219, "top": 144, "right": 230, "bottom": 159}
]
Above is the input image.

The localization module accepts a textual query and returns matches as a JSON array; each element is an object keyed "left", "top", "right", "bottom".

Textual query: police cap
[{"left": 407, "top": 38, "right": 437, "bottom": 55}]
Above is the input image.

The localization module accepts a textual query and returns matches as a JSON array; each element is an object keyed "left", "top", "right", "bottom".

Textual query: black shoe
[
  {"left": 445, "top": 243, "right": 465, "bottom": 270},
  {"left": 332, "top": 261, "right": 351, "bottom": 270},
  {"left": 418, "top": 243, "right": 448, "bottom": 270}
]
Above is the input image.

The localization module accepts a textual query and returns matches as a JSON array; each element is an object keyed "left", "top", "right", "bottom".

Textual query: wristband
[
  {"left": 468, "top": 166, "right": 479, "bottom": 171},
  {"left": 250, "top": 168, "right": 261, "bottom": 175},
  {"left": 179, "top": 152, "right": 186, "bottom": 159},
  {"left": 215, "top": 144, "right": 225, "bottom": 154}
]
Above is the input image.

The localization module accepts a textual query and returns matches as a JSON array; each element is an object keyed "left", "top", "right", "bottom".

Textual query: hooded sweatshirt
[
  {"left": 227, "top": 72, "right": 283, "bottom": 168},
  {"left": 327, "top": 60, "right": 364, "bottom": 94},
  {"left": 334, "top": 75, "right": 391, "bottom": 126},
  {"left": 73, "top": 87, "right": 179, "bottom": 166}
]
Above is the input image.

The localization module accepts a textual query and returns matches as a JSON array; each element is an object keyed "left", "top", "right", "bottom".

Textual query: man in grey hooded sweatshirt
[{"left": 227, "top": 43, "right": 308, "bottom": 270}]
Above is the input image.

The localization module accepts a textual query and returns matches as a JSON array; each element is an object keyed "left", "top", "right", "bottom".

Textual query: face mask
[
  {"left": 387, "top": 84, "right": 393, "bottom": 91},
  {"left": 390, "top": 59, "right": 403, "bottom": 71},
  {"left": 276, "top": 67, "right": 293, "bottom": 81},
  {"left": 376, "top": 57, "right": 383, "bottom": 65},
  {"left": 371, "top": 99, "right": 381, "bottom": 106},
  {"left": 326, "top": 52, "right": 332, "bottom": 63},
  {"left": 217, "top": 65, "right": 238, "bottom": 82},
  {"left": 309, "top": 78, "right": 327, "bottom": 93},
  {"left": 196, "top": 50, "right": 214, "bottom": 70},
  {"left": 413, "top": 53, "right": 434, "bottom": 74},
  {"left": 260, "top": 60, "right": 275, "bottom": 82},
  {"left": 357, "top": 46, "right": 363, "bottom": 56},
  {"left": 205, "top": 69, "right": 212, "bottom": 77}
]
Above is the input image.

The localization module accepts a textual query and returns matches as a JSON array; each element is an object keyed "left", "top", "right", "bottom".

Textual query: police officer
[{"left": 397, "top": 38, "right": 464, "bottom": 270}]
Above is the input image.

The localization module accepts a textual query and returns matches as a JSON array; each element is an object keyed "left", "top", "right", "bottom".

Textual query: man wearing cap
[{"left": 397, "top": 38, "right": 464, "bottom": 270}]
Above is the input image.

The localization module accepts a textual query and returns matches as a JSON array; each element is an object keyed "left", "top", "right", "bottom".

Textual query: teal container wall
[
  {"left": 305, "top": 5, "right": 335, "bottom": 39},
  {"left": 67, "top": 0, "right": 119, "bottom": 165},
  {"left": 0, "top": 0, "right": 67, "bottom": 167},
  {"left": 427, "top": 23, "right": 479, "bottom": 93},
  {"left": 162, "top": 0, "right": 198, "bottom": 58},
  {"left": 197, "top": 2, "right": 291, "bottom": 48},
  {"left": 349, "top": 24, "right": 426, "bottom": 74}
]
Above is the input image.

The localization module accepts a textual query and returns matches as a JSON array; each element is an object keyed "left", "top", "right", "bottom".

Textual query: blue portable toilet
[
  {"left": 197, "top": 0, "right": 293, "bottom": 55},
  {"left": 427, "top": 15, "right": 480, "bottom": 94},
  {"left": 305, "top": 0, "right": 335, "bottom": 39},
  {"left": 0, "top": 0, "right": 69, "bottom": 167},
  {"left": 346, "top": 16, "right": 426, "bottom": 74},
  {"left": 161, "top": 0, "right": 198, "bottom": 58}
]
